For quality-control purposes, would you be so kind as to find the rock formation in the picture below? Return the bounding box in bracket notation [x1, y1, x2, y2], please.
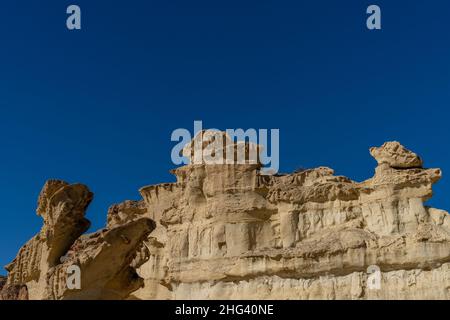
[1, 139, 449, 300]
[1, 180, 155, 300]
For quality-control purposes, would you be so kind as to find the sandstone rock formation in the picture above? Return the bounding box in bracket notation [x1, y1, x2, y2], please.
[370, 141, 423, 169]
[1, 180, 155, 300]
[1, 139, 449, 300]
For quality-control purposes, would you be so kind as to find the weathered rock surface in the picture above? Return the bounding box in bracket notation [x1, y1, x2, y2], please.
[370, 141, 423, 168]
[133, 140, 449, 300]
[1, 180, 155, 300]
[0, 283, 28, 300]
[2, 140, 449, 300]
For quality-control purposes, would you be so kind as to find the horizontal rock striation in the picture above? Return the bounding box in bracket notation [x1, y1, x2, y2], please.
[133, 140, 449, 300]
[1, 139, 449, 300]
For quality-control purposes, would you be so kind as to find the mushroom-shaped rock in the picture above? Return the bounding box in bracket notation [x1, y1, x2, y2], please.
[182, 129, 263, 165]
[37, 180, 93, 266]
[370, 141, 423, 169]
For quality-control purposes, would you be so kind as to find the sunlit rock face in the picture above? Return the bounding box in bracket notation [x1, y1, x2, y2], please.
[134, 140, 449, 300]
[2, 140, 449, 300]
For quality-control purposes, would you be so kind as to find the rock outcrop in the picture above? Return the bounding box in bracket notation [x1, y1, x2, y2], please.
[1, 180, 155, 300]
[0, 284, 28, 300]
[370, 141, 423, 169]
[2, 139, 449, 300]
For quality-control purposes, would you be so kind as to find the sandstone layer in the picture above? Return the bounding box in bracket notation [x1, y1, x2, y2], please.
[1, 140, 449, 300]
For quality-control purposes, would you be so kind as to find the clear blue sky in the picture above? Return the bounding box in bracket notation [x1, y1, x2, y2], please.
[1, 0, 449, 274]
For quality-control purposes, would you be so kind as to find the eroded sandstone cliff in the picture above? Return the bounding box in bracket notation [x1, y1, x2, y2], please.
[1, 140, 449, 300]
[1, 180, 155, 300]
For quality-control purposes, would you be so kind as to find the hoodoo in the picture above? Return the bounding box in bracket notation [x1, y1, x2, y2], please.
[1, 139, 449, 300]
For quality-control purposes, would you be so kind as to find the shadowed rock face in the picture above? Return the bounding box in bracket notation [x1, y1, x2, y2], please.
[1, 268, 27, 300]
[0, 284, 28, 301]
[47, 218, 155, 300]
[2, 140, 450, 300]
[1, 181, 155, 300]
[0, 276, 6, 291]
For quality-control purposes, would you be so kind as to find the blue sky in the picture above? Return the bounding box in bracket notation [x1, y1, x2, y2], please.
[1, 0, 449, 274]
